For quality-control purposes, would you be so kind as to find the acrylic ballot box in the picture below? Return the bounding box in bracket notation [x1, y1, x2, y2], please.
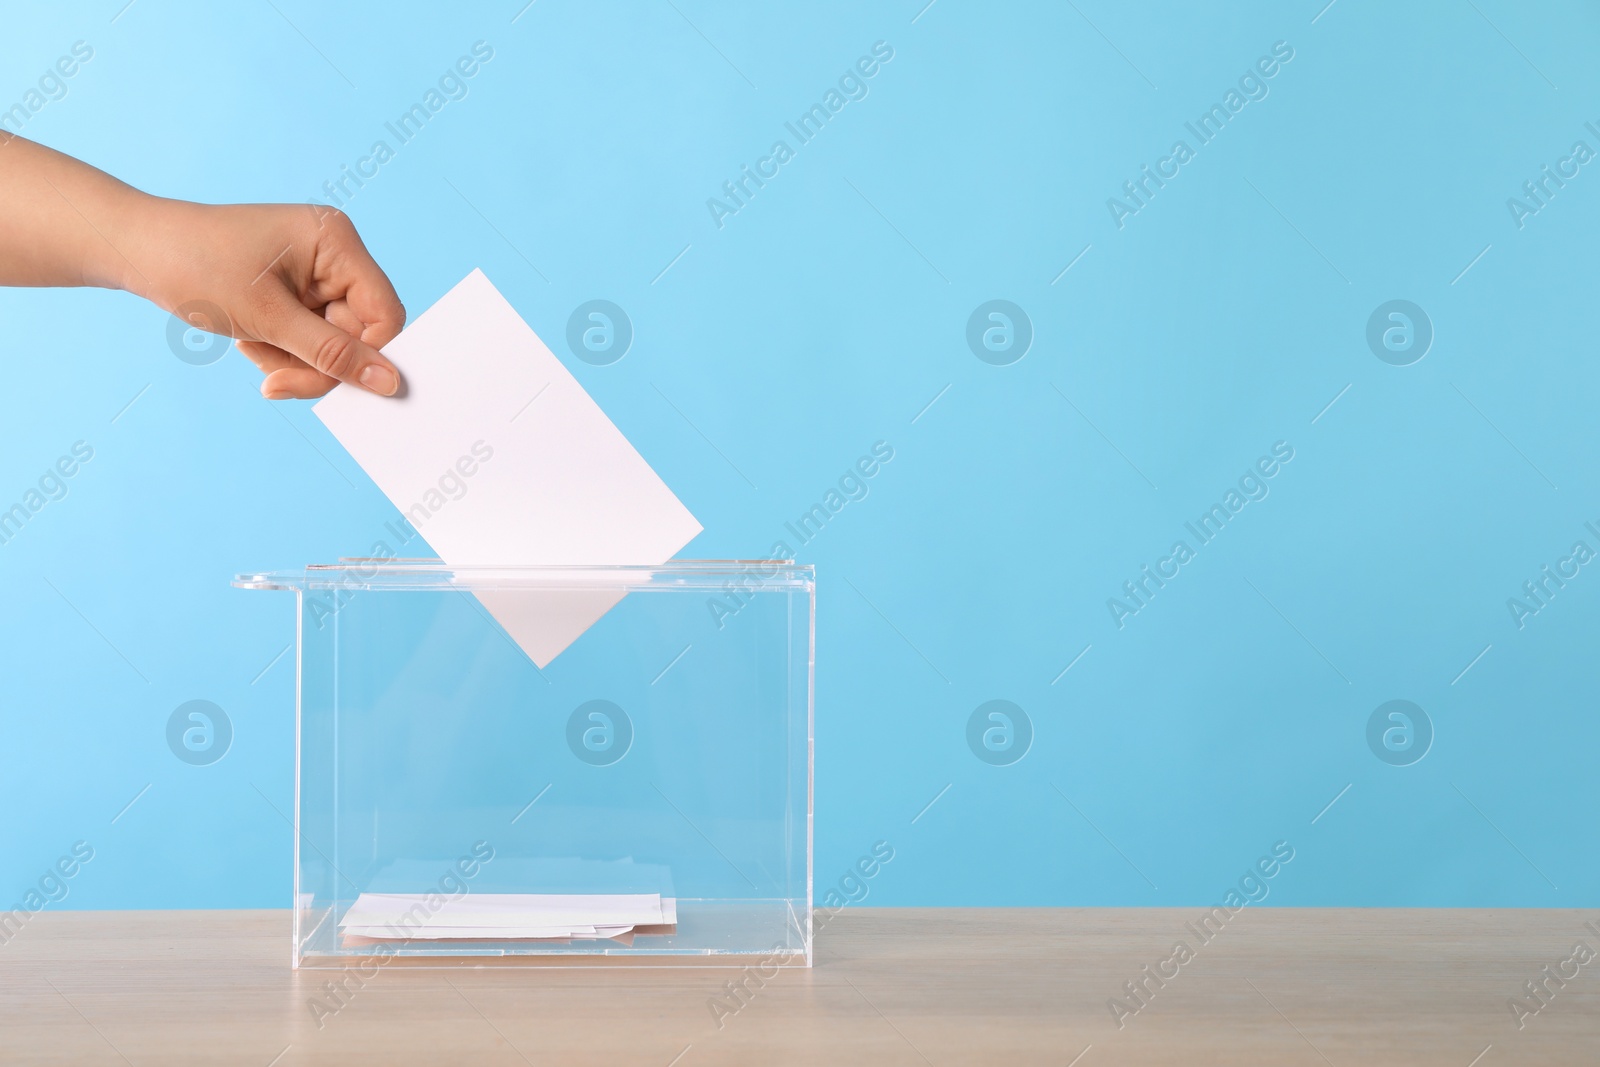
[234, 560, 813, 968]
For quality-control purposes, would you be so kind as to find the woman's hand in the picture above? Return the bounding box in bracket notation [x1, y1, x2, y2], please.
[0, 134, 404, 400]
[126, 200, 406, 400]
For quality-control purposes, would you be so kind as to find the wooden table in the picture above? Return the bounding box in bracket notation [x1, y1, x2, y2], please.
[1, 909, 1594, 1064]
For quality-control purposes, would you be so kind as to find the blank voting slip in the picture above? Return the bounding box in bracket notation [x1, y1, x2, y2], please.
[338, 892, 678, 943]
[314, 269, 702, 667]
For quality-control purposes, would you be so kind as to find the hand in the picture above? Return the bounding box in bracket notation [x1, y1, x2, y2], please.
[126, 201, 406, 400]
[0, 135, 404, 401]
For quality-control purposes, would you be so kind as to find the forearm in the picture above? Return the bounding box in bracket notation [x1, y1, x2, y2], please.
[0, 133, 156, 292]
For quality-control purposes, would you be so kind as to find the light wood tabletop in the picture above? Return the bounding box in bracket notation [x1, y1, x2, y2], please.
[0, 908, 1595, 1065]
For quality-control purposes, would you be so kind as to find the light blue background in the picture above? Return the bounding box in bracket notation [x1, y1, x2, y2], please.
[2, 0, 1596, 910]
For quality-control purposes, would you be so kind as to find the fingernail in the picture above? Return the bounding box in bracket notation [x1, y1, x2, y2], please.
[359, 364, 400, 396]
[262, 389, 292, 401]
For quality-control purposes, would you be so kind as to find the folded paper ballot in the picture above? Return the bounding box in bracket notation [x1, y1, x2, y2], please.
[313, 269, 702, 667]
[338, 891, 677, 943]
[341, 925, 638, 940]
[342, 892, 677, 927]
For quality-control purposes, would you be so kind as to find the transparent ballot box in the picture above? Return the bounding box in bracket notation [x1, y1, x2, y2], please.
[234, 560, 814, 968]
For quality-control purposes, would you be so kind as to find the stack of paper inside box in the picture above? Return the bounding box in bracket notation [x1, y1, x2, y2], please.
[339, 892, 677, 945]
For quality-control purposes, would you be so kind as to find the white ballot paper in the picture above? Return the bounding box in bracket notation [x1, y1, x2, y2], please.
[338, 892, 678, 942]
[314, 269, 702, 667]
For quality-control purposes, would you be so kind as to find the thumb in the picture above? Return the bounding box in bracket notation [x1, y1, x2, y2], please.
[257, 296, 402, 397]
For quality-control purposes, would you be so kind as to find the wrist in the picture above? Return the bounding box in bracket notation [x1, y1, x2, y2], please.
[98, 190, 184, 302]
